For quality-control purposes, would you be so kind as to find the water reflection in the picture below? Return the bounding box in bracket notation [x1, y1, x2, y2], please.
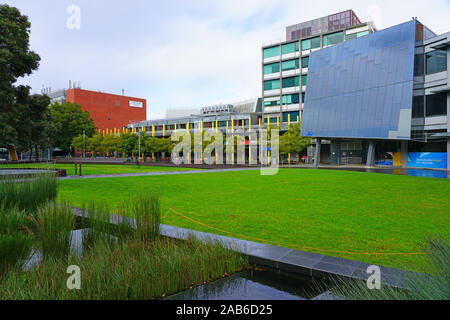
[166, 270, 327, 300]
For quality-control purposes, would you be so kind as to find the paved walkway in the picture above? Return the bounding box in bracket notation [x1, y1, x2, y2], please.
[58, 167, 260, 180]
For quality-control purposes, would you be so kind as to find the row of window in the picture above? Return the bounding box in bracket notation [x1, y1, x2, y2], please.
[263, 111, 301, 123]
[264, 30, 358, 59]
[322, 31, 344, 47]
[263, 93, 306, 107]
[286, 10, 359, 41]
[264, 76, 308, 91]
[414, 49, 447, 76]
[263, 57, 310, 75]
[412, 93, 447, 118]
[345, 30, 369, 41]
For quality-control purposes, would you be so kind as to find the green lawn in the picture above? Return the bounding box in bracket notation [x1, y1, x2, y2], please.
[57, 169, 450, 272]
[0, 163, 198, 176]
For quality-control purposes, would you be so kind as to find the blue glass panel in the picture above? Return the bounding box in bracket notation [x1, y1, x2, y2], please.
[301, 21, 416, 139]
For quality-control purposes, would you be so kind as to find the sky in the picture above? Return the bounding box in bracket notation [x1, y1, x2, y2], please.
[4, 0, 450, 119]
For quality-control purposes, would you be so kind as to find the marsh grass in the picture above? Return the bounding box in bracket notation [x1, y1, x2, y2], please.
[0, 236, 249, 299]
[321, 239, 450, 300]
[116, 194, 161, 242]
[0, 233, 33, 276]
[0, 183, 249, 299]
[0, 174, 57, 212]
[0, 206, 33, 276]
[81, 202, 120, 249]
[31, 202, 75, 258]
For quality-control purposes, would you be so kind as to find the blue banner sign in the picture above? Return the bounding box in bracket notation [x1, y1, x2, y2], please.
[408, 152, 447, 169]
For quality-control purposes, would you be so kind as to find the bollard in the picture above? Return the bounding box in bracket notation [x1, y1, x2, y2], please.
[79, 163, 82, 176]
[74, 163, 77, 176]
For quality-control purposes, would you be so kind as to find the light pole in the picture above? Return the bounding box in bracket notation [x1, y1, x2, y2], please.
[138, 130, 141, 161]
[83, 130, 86, 158]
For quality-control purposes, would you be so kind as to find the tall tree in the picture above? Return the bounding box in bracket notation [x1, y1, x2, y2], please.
[48, 102, 96, 153]
[0, 5, 40, 146]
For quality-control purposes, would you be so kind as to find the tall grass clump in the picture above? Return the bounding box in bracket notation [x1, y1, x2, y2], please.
[81, 202, 120, 249]
[0, 236, 248, 299]
[0, 206, 33, 276]
[116, 193, 161, 242]
[0, 174, 57, 212]
[31, 202, 75, 258]
[323, 239, 450, 300]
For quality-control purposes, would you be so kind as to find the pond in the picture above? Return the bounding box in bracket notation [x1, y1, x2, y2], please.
[165, 269, 337, 300]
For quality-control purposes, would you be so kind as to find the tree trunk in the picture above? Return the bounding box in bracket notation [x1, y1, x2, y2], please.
[29, 143, 33, 160]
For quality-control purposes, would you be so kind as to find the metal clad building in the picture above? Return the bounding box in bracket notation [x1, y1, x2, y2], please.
[301, 20, 416, 140]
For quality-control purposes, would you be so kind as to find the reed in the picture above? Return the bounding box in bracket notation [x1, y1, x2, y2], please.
[320, 239, 450, 300]
[0, 174, 57, 213]
[0, 236, 248, 299]
[32, 202, 75, 258]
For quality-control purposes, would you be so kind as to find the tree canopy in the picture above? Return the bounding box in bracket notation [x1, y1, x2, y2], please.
[49, 102, 96, 153]
[0, 4, 41, 146]
[279, 123, 311, 160]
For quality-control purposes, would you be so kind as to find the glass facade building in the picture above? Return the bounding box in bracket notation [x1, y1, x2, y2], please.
[299, 18, 449, 169]
[301, 20, 417, 140]
[262, 10, 376, 127]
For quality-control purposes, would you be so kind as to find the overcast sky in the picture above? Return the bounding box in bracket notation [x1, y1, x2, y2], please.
[4, 0, 450, 119]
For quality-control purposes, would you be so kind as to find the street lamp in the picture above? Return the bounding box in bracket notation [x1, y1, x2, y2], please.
[83, 130, 86, 158]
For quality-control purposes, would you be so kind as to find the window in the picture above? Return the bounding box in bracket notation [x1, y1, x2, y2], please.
[302, 57, 309, 68]
[311, 36, 320, 49]
[281, 59, 299, 71]
[302, 75, 307, 86]
[263, 46, 279, 59]
[346, 31, 369, 41]
[282, 76, 299, 88]
[282, 111, 300, 122]
[302, 92, 305, 102]
[412, 96, 424, 118]
[426, 49, 447, 75]
[301, 39, 311, 51]
[282, 94, 300, 105]
[264, 79, 280, 91]
[264, 62, 280, 74]
[426, 93, 447, 117]
[323, 31, 344, 47]
[264, 100, 280, 107]
[414, 54, 424, 77]
[264, 116, 279, 124]
[282, 42, 298, 55]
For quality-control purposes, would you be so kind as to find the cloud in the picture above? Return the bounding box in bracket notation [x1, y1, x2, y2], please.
[5, 0, 450, 120]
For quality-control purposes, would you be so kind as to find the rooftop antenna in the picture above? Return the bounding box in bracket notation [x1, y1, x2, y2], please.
[122, 89, 125, 96]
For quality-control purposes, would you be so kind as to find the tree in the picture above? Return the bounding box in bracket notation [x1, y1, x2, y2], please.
[71, 135, 86, 153]
[26, 94, 51, 160]
[279, 123, 311, 163]
[102, 134, 118, 156]
[118, 132, 138, 157]
[0, 5, 41, 146]
[49, 102, 96, 153]
[89, 134, 104, 157]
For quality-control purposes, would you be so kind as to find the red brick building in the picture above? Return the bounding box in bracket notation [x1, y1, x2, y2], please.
[65, 88, 147, 132]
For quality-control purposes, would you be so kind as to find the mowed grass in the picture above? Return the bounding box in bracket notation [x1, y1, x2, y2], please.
[57, 169, 450, 272]
[0, 163, 198, 176]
